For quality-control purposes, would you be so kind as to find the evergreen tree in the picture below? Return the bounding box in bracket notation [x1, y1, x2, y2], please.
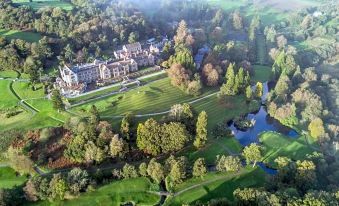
[245, 85, 252, 101]
[194, 111, 208, 149]
[89, 105, 100, 125]
[51, 90, 64, 112]
[220, 63, 236, 95]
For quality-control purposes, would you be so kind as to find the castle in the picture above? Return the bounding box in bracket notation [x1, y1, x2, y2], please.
[57, 42, 157, 96]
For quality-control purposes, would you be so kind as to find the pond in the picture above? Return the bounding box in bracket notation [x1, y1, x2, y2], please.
[228, 82, 300, 175]
[229, 82, 299, 146]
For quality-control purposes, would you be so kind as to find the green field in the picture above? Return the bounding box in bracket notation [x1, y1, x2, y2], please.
[0, 166, 27, 189]
[12, 0, 74, 11]
[252, 65, 272, 83]
[259, 131, 315, 167]
[0, 81, 19, 109]
[164, 167, 266, 206]
[71, 78, 218, 116]
[0, 29, 42, 43]
[29, 177, 160, 206]
[0, 80, 68, 132]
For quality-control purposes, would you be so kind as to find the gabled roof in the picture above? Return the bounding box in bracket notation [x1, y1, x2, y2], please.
[123, 42, 142, 51]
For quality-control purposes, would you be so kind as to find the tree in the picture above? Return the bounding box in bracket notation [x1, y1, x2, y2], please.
[49, 174, 68, 200]
[84, 142, 105, 163]
[167, 63, 190, 87]
[89, 105, 100, 125]
[122, 163, 139, 179]
[109, 134, 127, 158]
[139, 162, 148, 177]
[308, 118, 325, 139]
[147, 159, 164, 183]
[245, 85, 252, 101]
[7, 146, 34, 175]
[275, 75, 291, 96]
[174, 20, 194, 47]
[136, 119, 162, 156]
[51, 90, 64, 112]
[168, 158, 187, 185]
[202, 63, 220, 86]
[128, 32, 139, 44]
[255, 82, 263, 98]
[296, 160, 316, 191]
[64, 44, 75, 63]
[161, 122, 189, 153]
[220, 63, 236, 95]
[120, 113, 133, 141]
[192, 158, 207, 178]
[216, 155, 242, 172]
[277, 35, 287, 49]
[232, 11, 243, 30]
[186, 75, 202, 96]
[67, 168, 90, 195]
[194, 111, 208, 149]
[242, 143, 262, 167]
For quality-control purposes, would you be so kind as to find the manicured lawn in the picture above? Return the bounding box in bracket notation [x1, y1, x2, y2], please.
[259, 131, 315, 167]
[0, 70, 19, 78]
[0, 81, 18, 109]
[164, 167, 266, 206]
[191, 95, 260, 132]
[71, 78, 218, 116]
[0, 166, 27, 189]
[0, 29, 42, 43]
[12, 82, 46, 100]
[252, 65, 272, 83]
[29, 177, 160, 206]
[185, 137, 242, 164]
[12, 0, 74, 11]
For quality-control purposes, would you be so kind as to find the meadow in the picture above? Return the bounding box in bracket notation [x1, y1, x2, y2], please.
[12, 0, 74, 11]
[259, 131, 315, 167]
[0, 29, 42, 43]
[0, 166, 27, 189]
[29, 177, 160, 206]
[164, 167, 266, 206]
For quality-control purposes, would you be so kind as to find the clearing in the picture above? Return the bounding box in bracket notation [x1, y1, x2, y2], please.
[259, 131, 315, 167]
[29, 177, 160, 206]
[164, 166, 265, 206]
[12, 0, 74, 11]
[0, 29, 42, 43]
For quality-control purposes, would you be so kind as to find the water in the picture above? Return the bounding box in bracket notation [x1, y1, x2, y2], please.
[229, 82, 299, 146]
[228, 82, 299, 175]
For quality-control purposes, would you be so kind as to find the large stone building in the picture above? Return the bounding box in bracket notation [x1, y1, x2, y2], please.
[57, 42, 156, 96]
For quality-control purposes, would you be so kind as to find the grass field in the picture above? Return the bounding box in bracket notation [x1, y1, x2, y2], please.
[164, 167, 266, 205]
[0, 70, 19, 78]
[71, 78, 218, 116]
[259, 131, 315, 167]
[0, 29, 42, 43]
[12, 0, 74, 11]
[29, 177, 160, 206]
[183, 137, 242, 164]
[252, 65, 272, 83]
[0, 81, 19, 109]
[0, 167, 27, 189]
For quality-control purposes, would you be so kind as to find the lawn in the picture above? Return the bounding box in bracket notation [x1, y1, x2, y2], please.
[28, 177, 160, 206]
[0, 29, 42, 43]
[71, 78, 218, 117]
[0, 70, 19, 78]
[0, 166, 27, 189]
[164, 167, 266, 206]
[259, 131, 315, 167]
[12, 0, 74, 11]
[0, 81, 19, 109]
[191, 95, 260, 132]
[252, 65, 272, 83]
[184, 137, 242, 165]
